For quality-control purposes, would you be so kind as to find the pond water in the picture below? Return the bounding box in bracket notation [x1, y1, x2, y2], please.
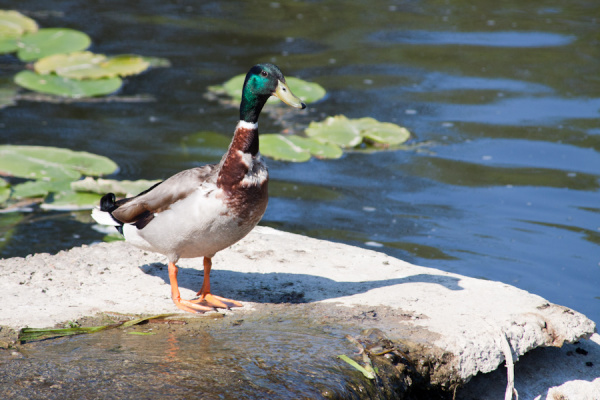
[1, 309, 379, 399]
[0, 0, 599, 393]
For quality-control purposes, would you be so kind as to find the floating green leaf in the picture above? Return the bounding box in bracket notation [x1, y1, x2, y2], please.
[0, 10, 37, 39]
[34, 51, 103, 77]
[260, 134, 311, 162]
[305, 115, 363, 147]
[0, 10, 38, 54]
[287, 135, 343, 159]
[219, 74, 244, 100]
[354, 117, 410, 145]
[262, 115, 410, 163]
[102, 54, 150, 77]
[351, 117, 380, 132]
[265, 115, 413, 163]
[11, 180, 54, 199]
[71, 177, 160, 196]
[17, 27, 91, 62]
[213, 74, 326, 104]
[14, 70, 122, 98]
[0, 146, 120, 211]
[260, 133, 343, 161]
[34, 51, 150, 80]
[0, 13, 166, 101]
[306, 115, 411, 148]
[41, 189, 102, 210]
[0, 145, 118, 181]
[0, 37, 17, 53]
[0, 149, 80, 181]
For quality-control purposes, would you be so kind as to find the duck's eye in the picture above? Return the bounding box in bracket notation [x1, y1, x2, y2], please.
[261, 70, 268, 77]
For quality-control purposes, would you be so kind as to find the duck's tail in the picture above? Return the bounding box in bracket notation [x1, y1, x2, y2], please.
[91, 193, 123, 228]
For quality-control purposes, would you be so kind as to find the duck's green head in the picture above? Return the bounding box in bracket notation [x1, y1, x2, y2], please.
[240, 63, 306, 123]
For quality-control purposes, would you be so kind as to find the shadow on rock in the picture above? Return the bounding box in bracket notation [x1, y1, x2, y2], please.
[139, 263, 463, 304]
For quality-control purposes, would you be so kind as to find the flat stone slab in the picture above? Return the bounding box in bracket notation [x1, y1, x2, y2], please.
[0, 226, 596, 393]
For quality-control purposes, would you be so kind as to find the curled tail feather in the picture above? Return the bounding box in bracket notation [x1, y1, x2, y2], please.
[91, 193, 123, 231]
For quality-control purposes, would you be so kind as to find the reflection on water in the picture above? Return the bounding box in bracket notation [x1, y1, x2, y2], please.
[1, 0, 599, 331]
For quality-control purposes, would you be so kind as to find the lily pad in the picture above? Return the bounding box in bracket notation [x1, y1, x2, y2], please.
[305, 115, 363, 148]
[286, 136, 343, 159]
[0, 145, 119, 181]
[0, 10, 37, 39]
[17, 27, 91, 62]
[0, 37, 17, 53]
[351, 117, 380, 132]
[260, 133, 343, 162]
[41, 189, 102, 211]
[14, 70, 123, 98]
[305, 115, 411, 149]
[354, 117, 411, 145]
[71, 177, 161, 197]
[213, 74, 325, 104]
[34, 51, 150, 80]
[11, 180, 54, 199]
[260, 134, 311, 162]
[102, 54, 150, 77]
[0, 9, 38, 54]
[260, 134, 341, 162]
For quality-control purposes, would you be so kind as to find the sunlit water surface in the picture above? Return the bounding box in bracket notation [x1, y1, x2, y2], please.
[0, 1, 599, 395]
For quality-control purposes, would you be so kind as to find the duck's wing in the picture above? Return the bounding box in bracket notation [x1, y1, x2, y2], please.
[110, 164, 219, 225]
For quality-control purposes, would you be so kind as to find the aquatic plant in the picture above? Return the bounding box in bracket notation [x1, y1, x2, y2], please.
[306, 115, 411, 147]
[209, 73, 326, 105]
[260, 115, 411, 162]
[0, 10, 168, 101]
[208, 72, 411, 162]
[0, 145, 118, 211]
[0, 10, 38, 53]
[18, 314, 175, 343]
[34, 51, 150, 79]
[260, 134, 343, 162]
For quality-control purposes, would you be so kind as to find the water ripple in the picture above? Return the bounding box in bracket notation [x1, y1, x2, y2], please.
[437, 97, 600, 125]
[371, 30, 576, 48]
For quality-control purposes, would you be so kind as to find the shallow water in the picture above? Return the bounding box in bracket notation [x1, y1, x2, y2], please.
[0, 310, 366, 399]
[0, 0, 599, 380]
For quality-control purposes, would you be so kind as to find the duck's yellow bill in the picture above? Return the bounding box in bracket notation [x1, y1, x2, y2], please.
[274, 80, 306, 109]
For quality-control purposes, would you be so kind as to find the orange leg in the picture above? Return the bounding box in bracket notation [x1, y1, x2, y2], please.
[191, 257, 243, 309]
[168, 261, 214, 313]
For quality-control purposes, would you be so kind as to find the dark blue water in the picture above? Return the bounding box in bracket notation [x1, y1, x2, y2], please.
[1, 0, 599, 327]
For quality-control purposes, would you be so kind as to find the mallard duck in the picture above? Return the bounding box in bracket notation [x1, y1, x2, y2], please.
[91, 63, 306, 313]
